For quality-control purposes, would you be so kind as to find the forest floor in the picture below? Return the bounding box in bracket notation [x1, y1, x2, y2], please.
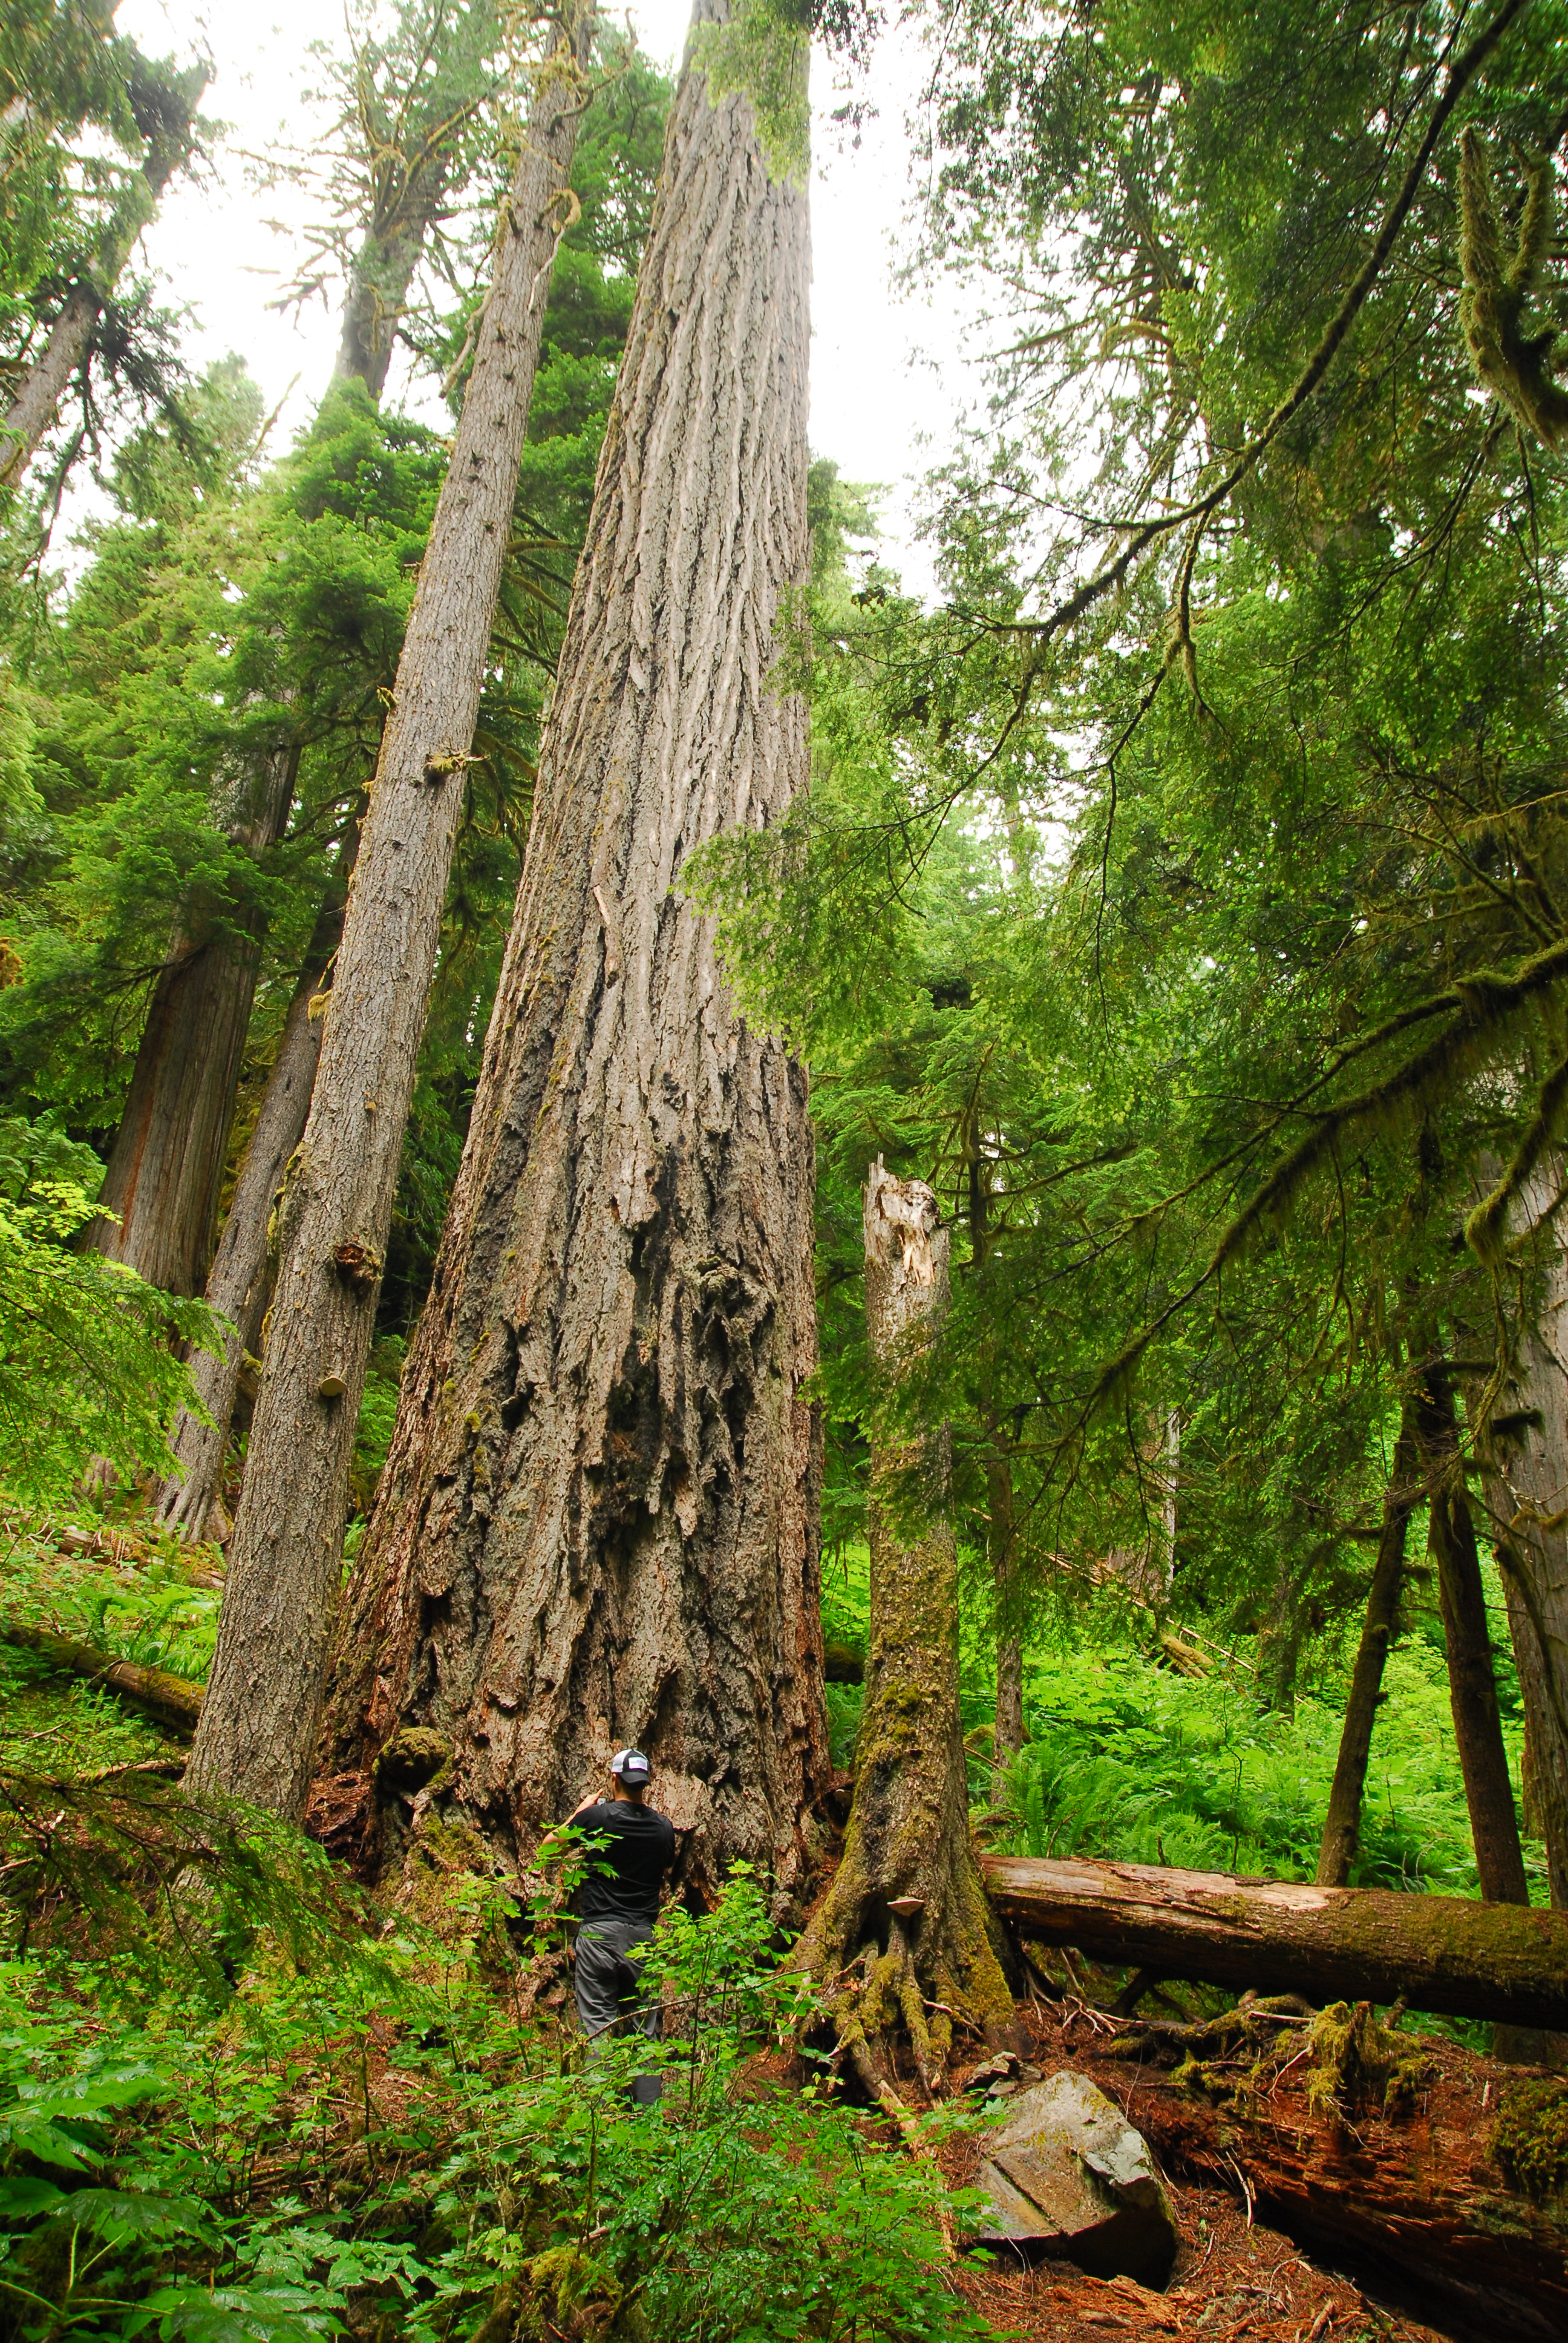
[950, 2189, 1437, 2343]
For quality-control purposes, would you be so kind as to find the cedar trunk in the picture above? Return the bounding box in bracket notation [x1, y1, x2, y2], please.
[982, 1850, 1568, 2028]
[1416, 1362, 1532, 1906]
[794, 1164, 1012, 2084]
[154, 889, 346, 1541]
[988, 1447, 1025, 1778]
[87, 747, 297, 1296]
[1316, 1400, 1421, 1887]
[185, 7, 598, 1818]
[315, 0, 826, 1906]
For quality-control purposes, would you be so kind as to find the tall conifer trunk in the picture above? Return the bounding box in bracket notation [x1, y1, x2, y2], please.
[154, 883, 348, 1541]
[0, 59, 206, 488]
[795, 1163, 1011, 2089]
[88, 744, 298, 1295]
[1316, 1399, 1420, 1886]
[1416, 1360, 1531, 1906]
[185, 3, 598, 1817]
[315, 0, 825, 1902]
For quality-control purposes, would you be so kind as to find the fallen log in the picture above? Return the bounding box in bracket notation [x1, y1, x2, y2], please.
[2, 1619, 203, 1737]
[1029, 2004, 1568, 2343]
[982, 1852, 1568, 2030]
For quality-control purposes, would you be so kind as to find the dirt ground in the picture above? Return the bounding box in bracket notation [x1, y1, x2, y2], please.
[950, 2171, 1441, 2342]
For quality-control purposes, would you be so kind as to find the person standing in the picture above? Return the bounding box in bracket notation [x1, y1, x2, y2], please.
[565, 1748, 676, 2103]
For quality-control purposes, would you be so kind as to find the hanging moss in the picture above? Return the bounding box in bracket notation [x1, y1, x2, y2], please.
[1492, 2079, 1568, 2204]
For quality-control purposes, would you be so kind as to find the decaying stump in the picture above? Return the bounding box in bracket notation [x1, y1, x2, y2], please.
[795, 1163, 1012, 2100]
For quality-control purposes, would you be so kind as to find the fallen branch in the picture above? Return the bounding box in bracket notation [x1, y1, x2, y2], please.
[2, 1619, 202, 1737]
[982, 1852, 1568, 2030]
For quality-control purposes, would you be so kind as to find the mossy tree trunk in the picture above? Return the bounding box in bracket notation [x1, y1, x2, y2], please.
[1316, 1398, 1421, 1886]
[1416, 1360, 1531, 1906]
[796, 1161, 1012, 2096]
[1474, 1167, 1568, 1910]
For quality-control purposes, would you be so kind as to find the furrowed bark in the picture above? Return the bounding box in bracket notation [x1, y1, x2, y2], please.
[154, 887, 348, 1542]
[1316, 1400, 1422, 1887]
[314, 0, 825, 1904]
[87, 745, 298, 1297]
[795, 1162, 1012, 2085]
[0, 61, 205, 489]
[1416, 1361, 1532, 1907]
[983, 1852, 1568, 2028]
[185, 5, 599, 1819]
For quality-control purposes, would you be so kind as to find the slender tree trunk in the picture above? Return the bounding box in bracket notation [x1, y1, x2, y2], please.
[335, 213, 444, 399]
[185, 5, 601, 1820]
[87, 746, 298, 1295]
[0, 64, 205, 488]
[154, 888, 348, 1542]
[1472, 1162, 1568, 1909]
[313, 0, 825, 1902]
[1316, 1400, 1421, 1887]
[1415, 1361, 1531, 1906]
[795, 1163, 1012, 2088]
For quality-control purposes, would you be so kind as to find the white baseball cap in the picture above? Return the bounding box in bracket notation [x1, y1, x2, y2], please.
[610, 1748, 652, 1784]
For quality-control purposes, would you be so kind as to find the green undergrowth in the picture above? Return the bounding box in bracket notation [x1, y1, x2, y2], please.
[0, 1765, 984, 2343]
[820, 1542, 1541, 1902]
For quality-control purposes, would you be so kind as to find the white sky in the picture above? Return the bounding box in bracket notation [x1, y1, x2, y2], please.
[106, 0, 985, 591]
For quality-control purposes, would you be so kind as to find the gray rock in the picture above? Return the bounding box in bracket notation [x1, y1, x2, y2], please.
[973, 2069, 1179, 2287]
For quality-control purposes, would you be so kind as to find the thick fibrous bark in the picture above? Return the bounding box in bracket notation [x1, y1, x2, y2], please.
[985, 1851, 1568, 2028]
[154, 893, 345, 1542]
[1316, 1401, 1421, 1887]
[189, 3, 623, 1822]
[1, 1619, 202, 1736]
[314, 0, 825, 1901]
[795, 1165, 1011, 2083]
[1416, 1362, 1532, 1906]
[88, 747, 298, 1297]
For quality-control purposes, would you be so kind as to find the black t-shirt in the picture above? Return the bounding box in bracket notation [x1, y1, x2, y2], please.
[572, 1800, 676, 1926]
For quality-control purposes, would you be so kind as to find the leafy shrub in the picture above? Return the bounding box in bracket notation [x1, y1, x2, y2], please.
[0, 1115, 223, 1503]
[0, 1850, 983, 2342]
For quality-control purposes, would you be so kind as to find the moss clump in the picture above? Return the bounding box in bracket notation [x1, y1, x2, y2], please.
[1492, 2079, 1568, 2204]
[1305, 1999, 1420, 2125]
[516, 2244, 648, 2341]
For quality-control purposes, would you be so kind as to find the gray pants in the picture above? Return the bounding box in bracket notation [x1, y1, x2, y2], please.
[574, 1921, 661, 2103]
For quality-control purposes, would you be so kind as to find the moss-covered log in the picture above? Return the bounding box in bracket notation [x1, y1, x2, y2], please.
[2, 1619, 202, 1736]
[984, 1852, 1568, 2029]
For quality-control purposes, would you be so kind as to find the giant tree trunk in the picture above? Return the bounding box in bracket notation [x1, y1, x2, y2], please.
[0, 62, 205, 490]
[154, 887, 347, 1542]
[312, 0, 825, 1903]
[87, 746, 298, 1296]
[1316, 1398, 1422, 1886]
[795, 1164, 1013, 2090]
[186, 3, 616, 1821]
[982, 1850, 1568, 2028]
[1416, 1360, 1532, 1907]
